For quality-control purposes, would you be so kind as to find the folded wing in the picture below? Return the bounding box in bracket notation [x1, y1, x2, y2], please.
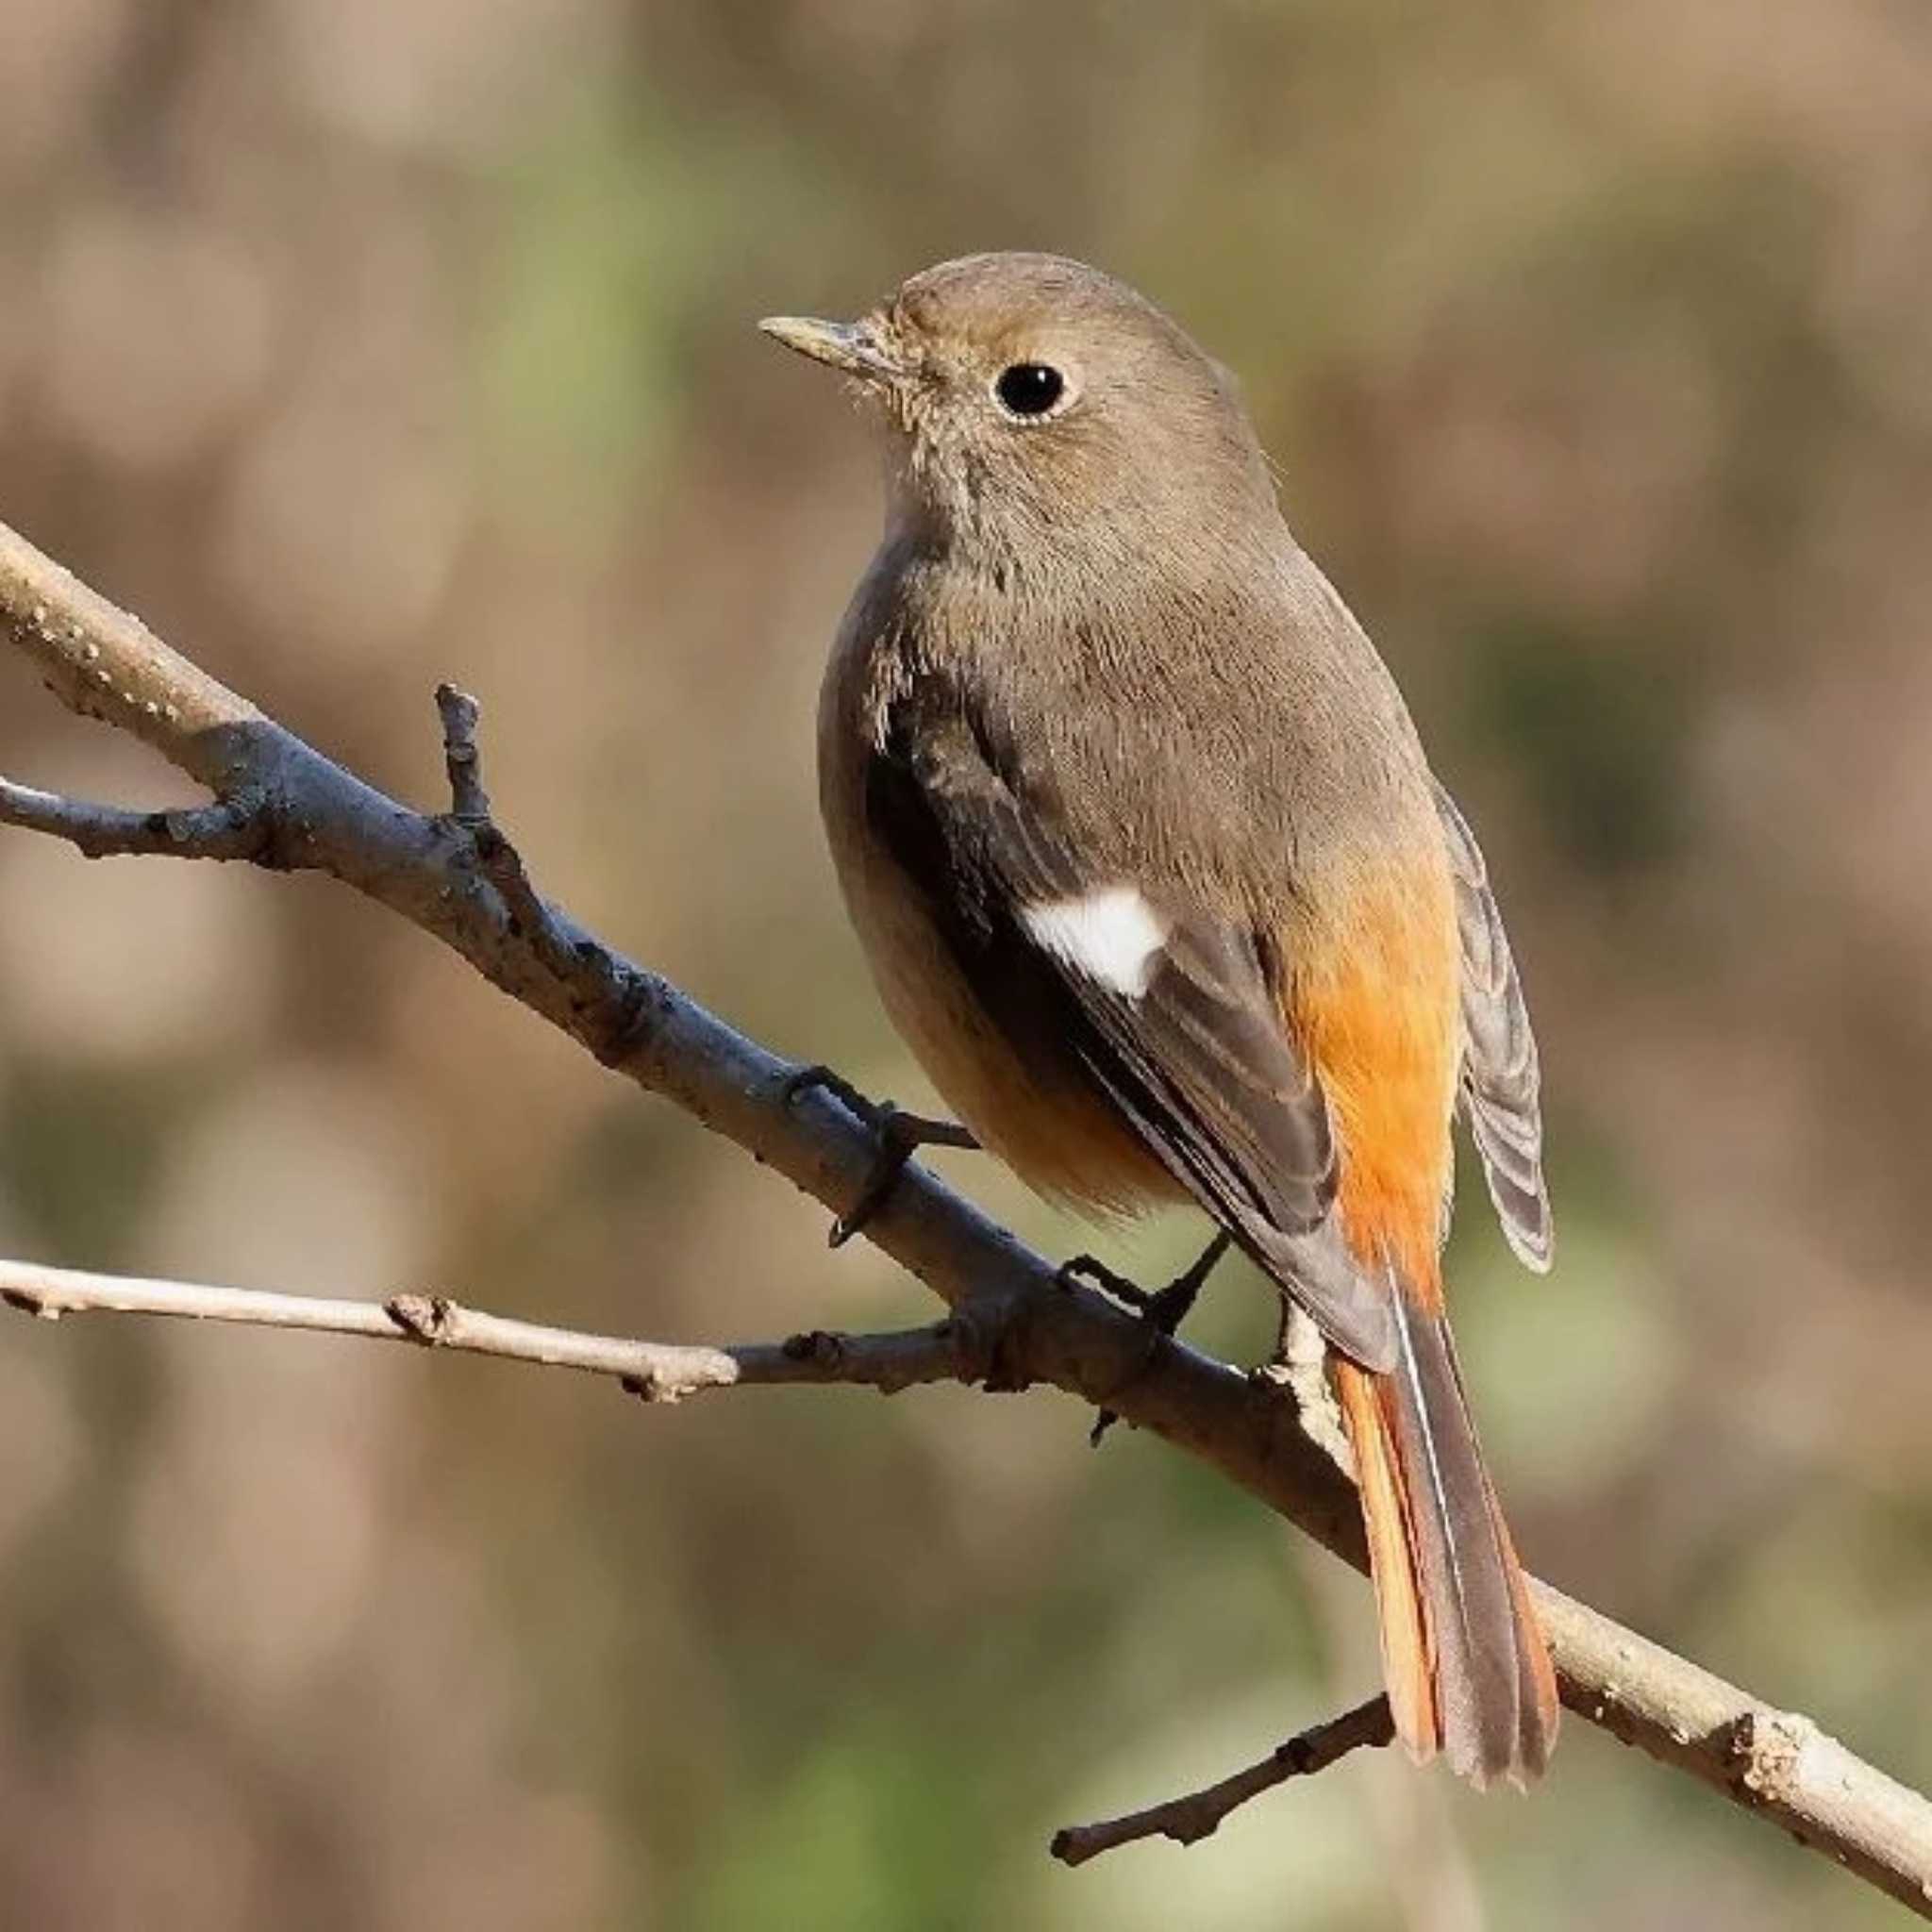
[869, 694, 1396, 1370]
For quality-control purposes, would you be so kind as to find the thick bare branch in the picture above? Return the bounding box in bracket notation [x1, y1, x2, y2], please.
[6, 515, 1932, 1914]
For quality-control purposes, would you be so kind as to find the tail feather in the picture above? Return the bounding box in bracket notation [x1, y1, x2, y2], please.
[1334, 1356, 1437, 1759]
[1333, 1287, 1557, 1786]
[1503, 1523, 1559, 1783]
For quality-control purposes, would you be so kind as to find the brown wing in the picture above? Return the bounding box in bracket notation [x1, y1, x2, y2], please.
[869, 691, 1397, 1371]
[1433, 780, 1553, 1273]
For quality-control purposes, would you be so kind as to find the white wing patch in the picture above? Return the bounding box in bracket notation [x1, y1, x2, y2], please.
[1022, 886, 1169, 998]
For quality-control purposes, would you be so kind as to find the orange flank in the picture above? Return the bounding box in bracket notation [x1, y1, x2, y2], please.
[1288, 856, 1461, 1302]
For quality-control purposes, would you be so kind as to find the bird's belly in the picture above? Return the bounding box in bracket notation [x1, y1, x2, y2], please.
[840, 850, 1179, 1215]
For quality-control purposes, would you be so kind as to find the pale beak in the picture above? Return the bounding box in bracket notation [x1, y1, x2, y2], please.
[758, 314, 906, 384]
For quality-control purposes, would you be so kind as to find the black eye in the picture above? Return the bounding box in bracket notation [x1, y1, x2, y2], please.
[995, 362, 1065, 417]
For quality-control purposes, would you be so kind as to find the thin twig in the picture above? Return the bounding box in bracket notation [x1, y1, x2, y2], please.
[0, 1257, 999, 1402]
[1051, 1694, 1396, 1865]
[6, 515, 1932, 1914]
[0, 777, 263, 861]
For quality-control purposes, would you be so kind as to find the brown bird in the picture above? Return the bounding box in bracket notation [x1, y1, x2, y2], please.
[763, 252, 1559, 1785]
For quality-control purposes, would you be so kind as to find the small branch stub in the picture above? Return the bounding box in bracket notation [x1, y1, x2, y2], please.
[435, 682, 491, 826]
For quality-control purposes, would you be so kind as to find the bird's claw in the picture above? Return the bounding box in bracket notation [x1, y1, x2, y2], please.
[1057, 1252, 1150, 1309]
[783, 1063, 977, 1245]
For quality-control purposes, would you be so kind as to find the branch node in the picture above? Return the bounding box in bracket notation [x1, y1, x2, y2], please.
[781, 1328, 844, 1367]
[386, 1292, 453, 1344]
[621, 1367, 681, 1404]
[1726, 1709, 1814, 1805]
[591, 968, 665, 1069]
[974, 1304, 1035, 1395]
[931, 1303, 1008, 1390]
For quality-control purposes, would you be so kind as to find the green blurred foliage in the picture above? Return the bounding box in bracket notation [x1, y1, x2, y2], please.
[2, 1, 1931, 1925]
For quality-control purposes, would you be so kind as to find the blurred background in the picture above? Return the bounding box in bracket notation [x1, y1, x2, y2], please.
[1, 2, 1929, 1925]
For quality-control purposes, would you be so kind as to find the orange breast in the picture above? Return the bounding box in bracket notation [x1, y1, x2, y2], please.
[1290, 856, 1461, 1305]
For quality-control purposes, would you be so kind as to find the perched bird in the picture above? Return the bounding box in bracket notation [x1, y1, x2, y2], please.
[762, 253, 1559, 1785]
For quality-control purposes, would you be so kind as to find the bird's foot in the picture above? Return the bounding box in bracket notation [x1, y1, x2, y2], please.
[783, 1064, 978, 1245]
[1060, 1230, 1234, 1445]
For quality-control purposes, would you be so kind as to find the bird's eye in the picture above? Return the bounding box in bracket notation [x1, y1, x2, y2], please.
[994, 362, 1066, 417]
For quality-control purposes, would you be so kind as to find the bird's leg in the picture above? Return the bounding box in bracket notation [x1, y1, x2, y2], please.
[783, 1064, 979, 1246]
[1142, 1227, 1235, 1336]
[1061, 1229, 1235, 1445]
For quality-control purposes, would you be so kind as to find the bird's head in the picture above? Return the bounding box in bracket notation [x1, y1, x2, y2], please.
[762, 252, 1275, 563]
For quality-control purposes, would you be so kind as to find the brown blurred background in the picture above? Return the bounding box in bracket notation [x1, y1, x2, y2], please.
[2, 3, 1930, 1926]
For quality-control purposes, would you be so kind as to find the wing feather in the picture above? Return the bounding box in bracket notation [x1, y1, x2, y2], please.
[1434, 781, 1554, 1273]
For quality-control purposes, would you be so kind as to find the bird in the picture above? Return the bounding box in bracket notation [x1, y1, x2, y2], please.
[761, 252, 1559, 1786]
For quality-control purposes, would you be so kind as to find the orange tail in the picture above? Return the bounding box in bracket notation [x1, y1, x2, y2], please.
[1333, 1286, 1558, 1786]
